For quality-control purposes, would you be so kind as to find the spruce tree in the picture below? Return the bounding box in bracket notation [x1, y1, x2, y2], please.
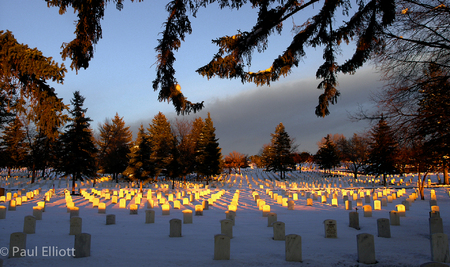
[315, 134, 341, 174]
[195, 113, 222, 183]
[264, 123, 295, 179]
[366, 116, 398, 186]
[147, 112, 175, 181]
[57, 91, 97, 194]
[97, 113, 133, 183]
[0, 116, 27, 176]
[124, 125, 155, 192]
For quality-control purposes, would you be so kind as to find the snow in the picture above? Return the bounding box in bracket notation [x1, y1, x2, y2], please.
[1, 169, 449, 267]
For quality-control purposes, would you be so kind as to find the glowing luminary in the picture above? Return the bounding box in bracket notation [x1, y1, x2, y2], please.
[173, 200, 181, 209]
[374, 200, 381, 210]
[431, 205, 440, 212]
[332, 198, 338, 207]
[37, 201, 45, 211]
[262, 205, 270, 217]
[277, 195, 283, 204]
[162, 204, 171, 215]
[396, 204, 406, 217]
[195, 205, 203, 216]
[92, 198, 100, 207]
[387, 196, 393, 203]
[119, 199, 127, 209]
[129, 204, 138, 215]
[135, 198, 141, 205]
[228, 204, 237, 212]
[98, 203, 106, 214]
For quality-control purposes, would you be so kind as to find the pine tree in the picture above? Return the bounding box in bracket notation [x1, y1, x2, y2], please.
[124, 125, 155, 192]
[97, 113, 133, 183]
[57, 91, 97, 194]
[263, 123, 296, 179]
[0, 116, 27, 176]
[147, 112, 175, 181]
[195, 113, 222, 183]
[315, 134, 341, 174]
[366, 116, 399, 186]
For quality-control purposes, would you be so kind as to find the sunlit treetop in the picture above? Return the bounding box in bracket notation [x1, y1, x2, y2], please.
[45, 0, 395, 117]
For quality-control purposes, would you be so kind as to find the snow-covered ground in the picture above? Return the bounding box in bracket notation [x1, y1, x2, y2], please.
[0, 169, 449, 267]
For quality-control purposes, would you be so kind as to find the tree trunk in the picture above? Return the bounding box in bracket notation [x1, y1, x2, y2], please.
[444, 162, 449, 185]
[71, 173, 77, 195]
[139, 180, 143, 193]
[383, 173, 387, 186]
[31, 163, 36, 184]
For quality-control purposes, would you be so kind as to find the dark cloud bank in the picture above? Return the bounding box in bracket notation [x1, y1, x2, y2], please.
[128, 67, 383, 156]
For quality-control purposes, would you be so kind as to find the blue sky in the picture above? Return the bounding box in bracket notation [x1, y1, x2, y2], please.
[1, 0, 383, 155]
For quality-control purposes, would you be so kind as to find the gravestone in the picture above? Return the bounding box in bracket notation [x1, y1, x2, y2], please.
[431, 233, 450, 263]
[33, 206, 42, 220]
[377, 218, 391, 238]
[287, 200, 295, 210]
[129, 204, 138, 215]
[70, 216, 82, 235]
[430, 217, 444, 236]
[402, 200, 410, 211]
[220, 219, 233, 239]
[349, 211, 360, 230]
[364, 195, 371, 204]
[0, 205, 5, 219]
[356, 199, 363, 207]
[8, 200, 16, 211]
[285, 234, 302, 262]
[195, 205, 203, 216]
[74, 233, 91, 258]
[381, 198, 387, 207]
[357, 233, 376, 264]
[374, 200, 381, 211]
[273, 221, 286, 240]
[324, 219, 337, 238]
[363, 205, 372, 217]
[268, 212, 277, 227]
[396, 204, 406, 217]
[70, 207, 79, 218]
[225, 211, 236, 226]
[106, 214, 115, 225]
[389, 211, 400, 226]
[214, 234, 230, 260]
[169, 218, 182, 237]
[145, 209, 155, 224]
[306, 198, 313, 206]
[345, 200, 352, 210]
[9, 232, 26, 258]
[182, 210, 193, 224]
[23, 215, 36, 234]
[202, 200, 209, 210]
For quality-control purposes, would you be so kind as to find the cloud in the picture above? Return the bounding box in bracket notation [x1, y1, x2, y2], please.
[128, 66, 383, 156]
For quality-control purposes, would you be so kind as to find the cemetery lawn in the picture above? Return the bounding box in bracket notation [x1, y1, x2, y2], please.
[1, 169, 449, 267]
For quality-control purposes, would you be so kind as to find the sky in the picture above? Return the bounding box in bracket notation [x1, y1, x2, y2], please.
[1, 0, 384, 155]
